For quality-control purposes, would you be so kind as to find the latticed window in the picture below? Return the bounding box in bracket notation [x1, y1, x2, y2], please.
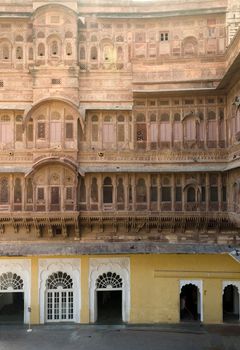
[103, 115, 115, 144]
[27, 179, 33, 203]
[210, 174, 218, 202]
[0, 272, 23, 290]
[0, 115, 13, 144]
[14, 178, 22, 203]
[117, 178, 124, 203]
[91, 115, 98, 142]
[46, 272, 73, 289]
[136, 178, 147, 203]
[51, 41, 59, 56]
[0, 177, 8, 203]
[38, 43, 45, 57]
[117, 115, 125, 142]
[136, 113, 147, 142]
[91, 177, 98, 202]
[51, 187, 60, 205]
[66, 43, 72, 56]
[91, 46, 98, 60]
[37, 187, 45, 201]
[96, 272, 123, 289]
[79, 178, 86, 202]
[0, 43, 10, 60]
[37, 122, 46, 139]
[65, 122, 73, 139]
[15, 115, 23, 142]
[16, 46, 23, 60]
[27, 118, 33, 142]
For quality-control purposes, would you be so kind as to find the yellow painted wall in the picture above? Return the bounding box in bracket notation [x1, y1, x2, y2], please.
[0, 254, 240, 325]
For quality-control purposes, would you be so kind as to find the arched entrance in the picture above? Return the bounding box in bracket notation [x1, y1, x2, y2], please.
[45, 271, 74, 322]
[0, 272, 24, 324]
[180, 280, 202, 322]
[95, 272, 123, 324]
[223, 283, 240, 323]
[89, 258, 130, 324]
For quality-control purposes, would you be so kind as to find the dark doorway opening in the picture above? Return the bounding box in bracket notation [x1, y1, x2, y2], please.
[223, 285, 239, 323]
[97, 290, 122, 324]
[0, 292, 24, 324]
[180, 284, 200, 322]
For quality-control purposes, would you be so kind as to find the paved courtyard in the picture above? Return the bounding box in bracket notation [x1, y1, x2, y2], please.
[0, 324, 239, 350]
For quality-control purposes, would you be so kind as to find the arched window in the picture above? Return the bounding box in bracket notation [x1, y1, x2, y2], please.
[96, 272, 123, 289]
[91, 46, 98, 60]
[117, 178, 124, 209]
[14, 178, 22, 203]
[47, 271, 73, 289]
[27, 179, 33, 203]
[91, 115, 98, 142]
[38, 43, 45, 57]
[80, 47, 85, 60]
[16, 46, 23, 60]
[0, 272, 24, 290]
[187, 187, 195, 202]
[2, 43, 10, 60]
[136, 178, 146, 203]
[103, 44, 113, 61]
[103, 177, 113, 203]
[0, 177, 8, 203]
[51, 40, 59, 56]
[66, 43, 72, 56]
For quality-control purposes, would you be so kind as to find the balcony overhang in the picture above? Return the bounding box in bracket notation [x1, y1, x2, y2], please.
[0, 241, 236, 257]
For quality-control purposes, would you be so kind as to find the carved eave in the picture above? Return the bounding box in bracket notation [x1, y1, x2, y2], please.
[22, 97, 85, 132]
[24, 156, 81, 177]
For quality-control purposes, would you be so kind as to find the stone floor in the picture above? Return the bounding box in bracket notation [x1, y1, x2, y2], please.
[0, 324, 239, 350]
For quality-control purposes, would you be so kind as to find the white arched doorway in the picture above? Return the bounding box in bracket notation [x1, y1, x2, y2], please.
[222, 281, 240, 322]
[89, 258, 130, 323]
[180, 280, 203, 322]
[0, 259, 31, 324]
[45, 271, 74, 322]
[39, 259, 81, 324]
